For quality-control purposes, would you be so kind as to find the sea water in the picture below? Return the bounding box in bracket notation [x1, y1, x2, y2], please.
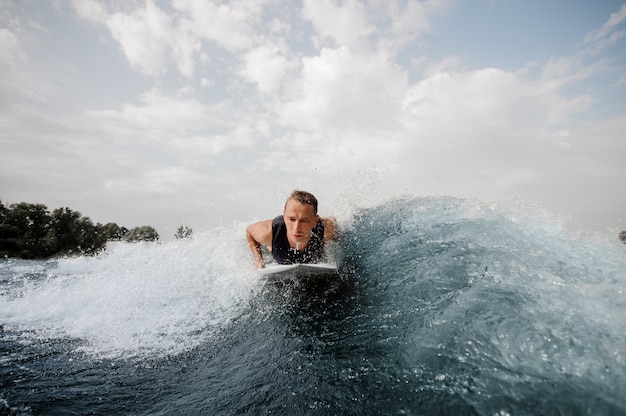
[1, 196, 625, 415]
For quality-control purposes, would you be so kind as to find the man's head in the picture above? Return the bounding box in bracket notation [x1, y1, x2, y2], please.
[284, 190, 318, 215]
[283, 190, 319, 245]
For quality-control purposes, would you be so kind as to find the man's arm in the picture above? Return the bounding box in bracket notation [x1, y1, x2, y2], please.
[322, 217, 338, 242]
[246, 220, 273, 269]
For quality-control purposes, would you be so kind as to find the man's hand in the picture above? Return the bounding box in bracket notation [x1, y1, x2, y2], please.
[246, 220, 272, 269]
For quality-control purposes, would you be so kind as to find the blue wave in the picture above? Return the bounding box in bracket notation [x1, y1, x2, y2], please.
[1, 196, 625, 415]
[331, 196, 626, 414]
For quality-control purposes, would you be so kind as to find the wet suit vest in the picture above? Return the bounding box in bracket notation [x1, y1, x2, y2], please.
[271, 216, 325, 264]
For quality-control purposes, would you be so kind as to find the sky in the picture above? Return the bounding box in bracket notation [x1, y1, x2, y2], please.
[1, 0, 625, 240]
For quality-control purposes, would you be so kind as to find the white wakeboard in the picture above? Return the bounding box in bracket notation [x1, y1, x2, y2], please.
[258, 263, 338, 280]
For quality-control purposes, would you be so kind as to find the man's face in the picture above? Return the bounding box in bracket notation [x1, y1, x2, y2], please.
[283, 199, 318, 244]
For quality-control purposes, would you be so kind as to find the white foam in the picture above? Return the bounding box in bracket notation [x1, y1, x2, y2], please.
[0, 223, 260, 360]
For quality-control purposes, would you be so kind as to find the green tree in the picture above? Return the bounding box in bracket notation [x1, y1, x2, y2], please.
[175, 225, 193, 239]
[48, 208, 107, 255]
[0, 200, 6, 222]
[0, 200, 161, 258]
[3, 202, 52, 258]
[48, 207, 82, 254]
[125, 226, 160, 242]
[75, 218, 107, 255]
[102, 222, 128, 241]
[620, 231, 626, 244]
[0, 200, 20, 257]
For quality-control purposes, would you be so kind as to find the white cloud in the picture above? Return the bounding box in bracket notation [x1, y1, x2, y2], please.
[385, 0, 447, 45]
[2, 1, 625, 234]
[403, 67, 587, 147]
[423, 54, 462, 76]
[72, 0, 285, 82]
[0, 20, 48, 107]
[583, 3, 626, 48]
[114, 87, 229, 133]
[105, 1, 181, 76]
[73, 0, 201, 77]
[106, 165, 209, 195]
[170, 125, 257, 157]
[66, 86, 267, 166]
[392, 65, 602, 204]
[172, 0, 267, 52]
[240, 43, 296, 95]
[0, 28, 25, 102]
[302, 0, 374, 49]
[72, 0, 108, 24]
[279, 46, 407, 132]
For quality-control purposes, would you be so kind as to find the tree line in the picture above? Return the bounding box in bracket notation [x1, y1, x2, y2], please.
[1, 199, 621, 259]
[0, 201, 162, 259]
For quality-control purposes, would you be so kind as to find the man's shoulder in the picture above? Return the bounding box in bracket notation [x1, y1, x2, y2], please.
[321, 217, 338, 240]
[247, 219, 273, 236]
[321, 216, 337, 227]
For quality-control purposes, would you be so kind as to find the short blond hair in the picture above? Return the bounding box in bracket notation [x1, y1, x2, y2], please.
[285, 190, 318, 215]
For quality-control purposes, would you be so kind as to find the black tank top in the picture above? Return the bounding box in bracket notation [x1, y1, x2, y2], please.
[271, 216, 325, 264]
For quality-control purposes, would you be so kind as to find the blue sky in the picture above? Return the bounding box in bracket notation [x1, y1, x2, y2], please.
[1, 0, 625, 238]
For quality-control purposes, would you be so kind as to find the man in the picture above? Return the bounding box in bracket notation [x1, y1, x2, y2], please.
[246, 190, 338, 269]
